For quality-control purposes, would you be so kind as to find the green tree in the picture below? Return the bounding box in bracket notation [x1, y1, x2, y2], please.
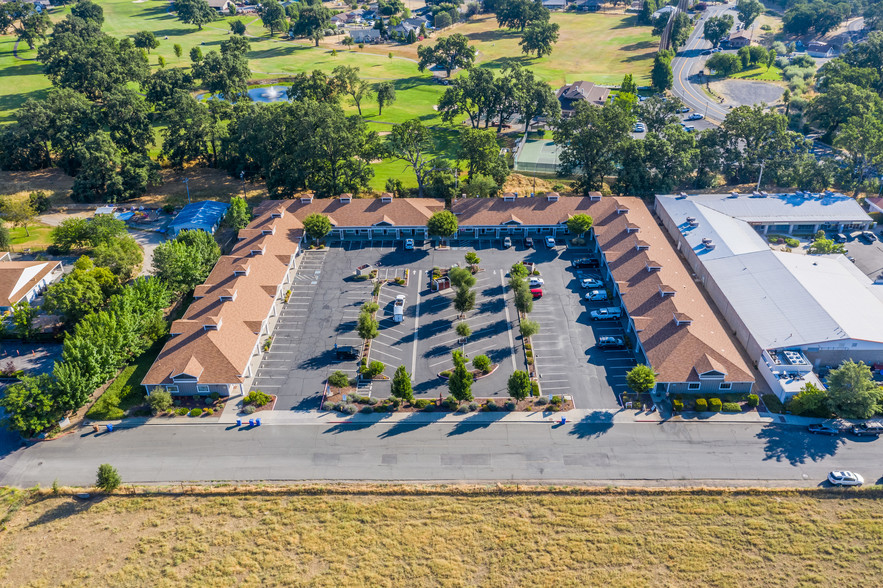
[807, 236, 846, 254]
[148, 388, 173, 414]
[459, 127, 507, 185]
[93, 235, 144, 281]
[651, 50, 674, 92]
[736, 0, 763, 28]
[472, 354, 491, 372]
[70, 0, 104, 25]
[292, 5, 332, 46]
[808, 83, 881, 139]
[507, 370, 531, 401]
[566, 213, 593, 236]
[52, 360, 93, 413]
[825, 360, 881, 419]
[620, 74, 637, 95]
[375, 82, 397, 116]
[391, 365, 414, 404]
[174, 0, 216, 30]
[287, 70, 341, 104]
[190, 46, 202, 63]
[519, 21, 559, 58]
[495, 0, 549, 32]
[453, 285, 476, 315]
[260, 0, 287, 36]
[789, 382, 830, 417]
[437, 66, 497, 129]
[12, 300, 37, 339]
[193, 41, 251, 102]
[519, 318, 539, 338]
[465, 251, 481, 270]
[514, 286, 533, 314]
[456, 321, 472, 339]
[449, 267, 476, 290]
[834, 113, 883, 195]
[707, 52, 742, 77]
[226, 196, 251, 230]
[0, 197, 36, 237]
[417, 33, 476, 77]
[0, 374, 60, 436]
[0, 226, 10, 250]
[703, 14, 734, 48]
[133, 30, 159, 54]
[668, 12, 692, 50]
[230, 19, 247, 35]
[96, 464, 122, 492]
[555, 101, 633, 193]
[510, 263, 529, 279]
[427, 210, 459, 240]
[448, 349, 473, 402]
[70, 132, 158, 203]
[357, 309, 379, 340]
[152, 230, 220, 294]
[302, 213, 332, 242]
[626, 364, 656, 394]
[174, 43, 182, 59]
[333, 65, 373, 117]
[0, 1, 51, 50]
[636, 94, 684, 132]
[43, 257, 120, 323]
[100, 88, 153, 156]
[160, 91, 216, 169]
[143, 68, 194, 109]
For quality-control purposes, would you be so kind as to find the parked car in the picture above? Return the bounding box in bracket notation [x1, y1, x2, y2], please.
[393, 294, 405, 323]
[711, 47, 722, 53]
[581, 277, 604, 289]
[686, 113, 704, 120]
[524, 237, 534, 248]
[858, 231, 877, 243]
[633, 123, 645, 133]
[335, 345, 359, 360]
[530, 288, 543, 299]
[833, 233, 847, 243]
[545, 236, 556, 248]
[808, 424, 841, 435]
[850, 423, 883, 437]
[682, 124, 696, 132]
[572, 258, 601, 269]
[529, 277, 545, 287]
[597, 336, 625, 349]
[700, 49, 712, 55]
[827, 471, 864, 486]
[584, 289, 608, 301]
[404, 238, 414, 250]
[676, 106, 690, 113]
[503, 236, 512, 248]
[590, 307, 622, 321]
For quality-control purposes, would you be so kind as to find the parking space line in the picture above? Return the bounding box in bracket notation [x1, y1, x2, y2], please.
[369, 347, 403, 361]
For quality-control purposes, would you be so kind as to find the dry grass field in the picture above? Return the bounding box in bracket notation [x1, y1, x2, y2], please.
[1, 486, 882, 586]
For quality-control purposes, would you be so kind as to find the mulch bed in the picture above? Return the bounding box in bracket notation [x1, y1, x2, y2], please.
[322, 392, 574, 413]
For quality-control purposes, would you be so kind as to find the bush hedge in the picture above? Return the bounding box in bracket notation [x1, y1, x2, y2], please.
[189, 408, 202, 417]
[244, 390, 272, 407]
[721, 402, 741, 412]
[747, 394, 759, 408]
[414, 399, 430, 409]
[672, 399, 683, 412]
[176, 407, 188, 416]
[708, 398, 722, 412]
[695, 398, 708, 411]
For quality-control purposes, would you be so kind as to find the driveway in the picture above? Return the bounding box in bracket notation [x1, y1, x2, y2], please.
[129, 229, 164, 276]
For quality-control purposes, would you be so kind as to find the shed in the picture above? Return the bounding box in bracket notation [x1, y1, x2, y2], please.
[169, 201, 230, 236]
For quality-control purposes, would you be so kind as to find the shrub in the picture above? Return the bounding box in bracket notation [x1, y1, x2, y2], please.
[762, 393, 784, 414]
[440, 370, 452, 378]
[360, 405, 374, 414]
[484, 401, 498, 411]
[328, 370, 350, 388]
[176, 407, 188, 416]
[364, 360, 385, 378]
[322, 401, 337, 411]
[423, 403, 435, 412]
[721, 402, 741, 412]
[708, 398, 722, 412]
[747, 394, 759, 408]
[388, 397, 401, 409]
[96, 464, 121, 492]
[204, 397, 214, 405]
[204, 408, 213, 416]
[672, 399, 683, 412]
[551, 395, 562, 405]
[244, 390, 272, 407]
[367, 396, 379, 405]
[343, 404, 357, 414]
[505, 401, 516, 411]
[535, 396, 548, 406]
[695, 398, 708, 411]
[472, 354, 491, 372]
[189, 408, 203, 417]
[468, 401, 479, 412]
[457, 404, 470, 413]
[242, 405, 256, 415]
[525, 350, 533, 359]
[414, 398, 430, 409]
[444, 396, 459, 410]
[784, 237, 799, 248]
[148, 389, 173, 414]
[531, 382, 540, 396]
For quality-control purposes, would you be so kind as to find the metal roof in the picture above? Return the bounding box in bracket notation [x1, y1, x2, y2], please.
[668, 192, 871, 224]
[170, 201, 230, 233]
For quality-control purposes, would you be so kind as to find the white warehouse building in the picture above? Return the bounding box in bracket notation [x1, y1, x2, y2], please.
[656, 192, 883, 401]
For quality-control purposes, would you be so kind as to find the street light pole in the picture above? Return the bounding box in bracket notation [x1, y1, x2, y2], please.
[182, 178, 191, 205]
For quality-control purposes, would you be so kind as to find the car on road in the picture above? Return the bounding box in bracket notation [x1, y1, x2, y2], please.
[827, 471, 864, 486]
[858, 231, 877, 243]
[597, 336, 625, 349]
[700, 49, 712, 55]
[524, 237, 534, 248]
[571, 258, 601, 269]
[676, 106, 690, 113]
[335, 345, 359, 360]
[584, 289, 608, 301]
[503, 236, 512, 248]
[850, 423, 883, 437]
[711, 47, 722, 53]
[545, 236, 556, 248]
[808, 424, 841, 435]
[530, 288, 543, 299]
[404, 238, 414, 250]
[686, 113, 704, 120]
[590, 307, 622, 321]
[529, 277, 545, 287]
[581, 277, 604, 289]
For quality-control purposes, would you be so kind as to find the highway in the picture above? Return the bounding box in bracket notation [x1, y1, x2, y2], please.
[671, 3, 737, 123]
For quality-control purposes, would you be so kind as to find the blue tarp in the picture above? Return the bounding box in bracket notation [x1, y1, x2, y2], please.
[168, 201, 230, 235]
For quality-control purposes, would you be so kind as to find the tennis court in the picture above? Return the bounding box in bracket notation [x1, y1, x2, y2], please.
[514, 134, 562, 174]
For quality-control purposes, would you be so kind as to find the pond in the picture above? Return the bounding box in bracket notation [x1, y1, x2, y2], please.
[198, 86, 289, 103]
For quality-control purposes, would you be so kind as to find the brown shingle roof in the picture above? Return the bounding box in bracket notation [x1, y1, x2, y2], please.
[283, 196, 446, 227]
[453, 194, 602, 226]
[0, 259, 61, 308]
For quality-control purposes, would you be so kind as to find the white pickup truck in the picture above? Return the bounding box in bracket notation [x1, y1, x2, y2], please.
[393, 295, 405, 322]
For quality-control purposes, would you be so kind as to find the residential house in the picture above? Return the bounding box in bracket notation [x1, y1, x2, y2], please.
[207, 0, 235, 13]
[651, 5, 676, 20]
[806, 41, 836, 58]
[556, 81, 610, 115]
[168, 200, 230, 237]
[542, 0, 568, 9]
[866, 196, 883, 215]
[0, 257, 64, 312]
[725, 30, 751, 48]
[348, 28, 383, 44]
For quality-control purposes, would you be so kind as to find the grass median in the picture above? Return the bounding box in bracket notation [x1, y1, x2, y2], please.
[1, 486, 881, 585]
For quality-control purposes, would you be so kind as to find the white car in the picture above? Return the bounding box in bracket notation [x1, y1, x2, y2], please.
[545, 236, 556, 248]
[827, 471, 864, 486]
[503, 236, 512, 248]
[404, 238, 414, 250]
[529, 277, 544, 287]
[581, 278, 603, 289]
[584, 290, 608, 301]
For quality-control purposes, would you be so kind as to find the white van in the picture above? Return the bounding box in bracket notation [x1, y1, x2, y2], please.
[393, 295, 405, 322]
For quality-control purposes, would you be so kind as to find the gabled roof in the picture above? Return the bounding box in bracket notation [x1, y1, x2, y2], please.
[556, 81, 609, 107]
[453, 194, 601, 226]
[284, 196, 446, 227]
[0, 260, 61, 308]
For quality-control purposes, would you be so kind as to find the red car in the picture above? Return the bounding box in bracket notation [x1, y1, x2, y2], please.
[530, 288, 543, 299]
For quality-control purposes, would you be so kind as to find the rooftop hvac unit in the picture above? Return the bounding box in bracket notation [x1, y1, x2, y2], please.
[679, 192, 688, 197]
[686, 217, 699, 227]
[751, 190, 761, 197]
[759, 191, 769, 197]
[730, 191, 739, 197]
[701, 237, 712, 245]
[704, 240, 715, 250]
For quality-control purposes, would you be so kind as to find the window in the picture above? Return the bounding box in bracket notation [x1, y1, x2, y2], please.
[197, 384, 210, 394]
[167, 386, 179, 394]
[719, 382, 732, 391]
[687, 383, 700, 391]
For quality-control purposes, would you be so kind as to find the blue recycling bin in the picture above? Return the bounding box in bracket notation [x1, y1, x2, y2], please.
[256, 418, 262, 426]
[248, 419, 255, 427]
[236, 419, 242, 427]
[106, 423, 114, 432]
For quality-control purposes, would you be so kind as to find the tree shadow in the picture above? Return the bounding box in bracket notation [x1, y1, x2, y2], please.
[484, 347, 513, 365]
[322, 422, 374, 434]
[377, 411, 447, 438]
[446, 411, 506, 436]
[288, 395, 322, 410]
[568, 411, 615, 439]
[25, 495, 108, 528]
[297, 349, 338, 370]
[480, 284, 505, 298]
[755, 425, 847, 465]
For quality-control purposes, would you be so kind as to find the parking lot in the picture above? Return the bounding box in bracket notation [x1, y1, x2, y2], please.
[844, 230, 883, 283]
[253, 239, 634, 410]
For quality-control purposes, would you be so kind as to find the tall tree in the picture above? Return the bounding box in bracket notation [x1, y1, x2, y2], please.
[438, 66, 497, 129]
[260, 0, 287, 36]
[101, 88, 153, 156]
[292, 5, 332, 46]
[0, 374, 61, 436]
[448, 350, 473, 402]
[226, 196, 251, 230]
[519, 21, 559, 58]
[152, 229, 221, 294]
[636, 94, 683, 132]
[510, 65, 559, 132]
[736, 0, 763, 28]
[70, 132, 157, 203]
[651, 50, 674, 92]
[703, 14, 733, 48]
[143, 67, 194, 109]
[288, 70, 341, 103]
[417, 34, 476, 77]
[43, 256, 120, 323]
[825, 360, 881, 419]
[507, 370, 531, 401]
[495, 0, 549, 32]
[458, 127, 507, 185]
[626, 364, 656, 394]
[93, 235, 143, 281]
[193, 39, 251, 102]
[161, 91, 215, 168]
[0, 0, 51, 50]
[375, 81, 397, 116]
[427, 210, 459, 240]
[133, 30, 159, 53]
[387, 119, 434, 197]
[302, 213, 332, 241]
[174, 0, 216, 30]
[0, 197, 36, 237]
[391, 365, 414, 404]
[333, 65, 373, 116]
[834, 114, 883, 195]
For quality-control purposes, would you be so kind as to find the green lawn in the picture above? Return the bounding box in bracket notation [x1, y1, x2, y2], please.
[86, 342, 163, 421]
[730, 65, 784, 82]
[4, 223, 54, 251]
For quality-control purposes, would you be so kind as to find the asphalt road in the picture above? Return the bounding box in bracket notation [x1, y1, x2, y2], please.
[2, 419, 882, 487]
